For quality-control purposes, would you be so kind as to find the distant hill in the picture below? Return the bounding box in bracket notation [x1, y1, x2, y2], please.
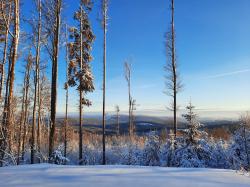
[55, 114, 239, 135]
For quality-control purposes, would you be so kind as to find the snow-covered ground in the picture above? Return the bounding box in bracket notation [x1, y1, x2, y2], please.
[0, 164, 250, 187]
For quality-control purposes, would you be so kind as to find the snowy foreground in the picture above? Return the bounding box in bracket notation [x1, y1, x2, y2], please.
[0, 164, 250, 187]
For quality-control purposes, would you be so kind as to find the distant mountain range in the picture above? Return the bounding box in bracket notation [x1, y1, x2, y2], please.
[55, 114, 239, 135]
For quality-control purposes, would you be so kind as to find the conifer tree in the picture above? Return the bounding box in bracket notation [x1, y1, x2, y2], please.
[68, 0, 95, 165]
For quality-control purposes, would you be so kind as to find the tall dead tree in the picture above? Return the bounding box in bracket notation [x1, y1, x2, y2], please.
[165, 0, 182, 138]
[115, 105, 120, 135]
[17, 52, 32, 165]
[20, 54, 33, 163]
[124, 61, 133, 137]
[102, 0, 108, 165]
[42, 0, 62, 161]
[63, 24, 69, 162]
[0, 0, 19, 166]
[68, 0, 95, 165]
[0, 1, 12, 101]
[31, 0, 42, 164]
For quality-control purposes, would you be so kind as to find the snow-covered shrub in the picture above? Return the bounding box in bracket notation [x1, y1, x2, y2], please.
[120, 143, 142, 165]
[209, 138, 230, 169]
[50, 144, 69, 165]
[141, 132, 160, 166]
[228, 115, 250, 170]
[160, 131, 176, 167]
[82, 145, 102, 165]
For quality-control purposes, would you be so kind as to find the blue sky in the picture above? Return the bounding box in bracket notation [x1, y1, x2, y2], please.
[18, 0, 250, 116]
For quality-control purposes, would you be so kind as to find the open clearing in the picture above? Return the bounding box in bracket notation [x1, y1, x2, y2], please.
[0, 164, 250, 187]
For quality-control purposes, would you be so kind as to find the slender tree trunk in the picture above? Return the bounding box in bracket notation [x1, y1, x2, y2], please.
[0, 2, 11, 101]
[117, 110, 119, 135]
[49, 0, 61, 161]
[64, 24, 69, 163]
[31, 0, 42, 164]
[37, 0, 42, 159]
[17, 68, 28, 165]
[171, 0, 177, 138]
[102, 0, 107, 165]
[78, 4, 84, 165]
[20, 57, 31, 162]
[0, 0, 20, 166]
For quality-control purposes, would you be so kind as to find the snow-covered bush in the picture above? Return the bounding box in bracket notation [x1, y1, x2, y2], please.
[50, 144, 69, 165]
[228, 115, 250, 170]
[209, 138, 230, 169]
[160, 131, 176, 167]
[141, 132, 160, 166]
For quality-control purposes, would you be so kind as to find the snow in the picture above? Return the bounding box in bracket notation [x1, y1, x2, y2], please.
[0, 164, 250, 187]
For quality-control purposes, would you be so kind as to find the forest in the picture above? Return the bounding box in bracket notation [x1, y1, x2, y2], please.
[0, 0, 249, 176]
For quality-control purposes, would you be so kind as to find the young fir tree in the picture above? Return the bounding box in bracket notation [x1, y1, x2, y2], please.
[68, 0, 95, 165]
[175, 101, 211, 168]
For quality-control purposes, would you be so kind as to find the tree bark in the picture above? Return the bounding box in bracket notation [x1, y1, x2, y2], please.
[102, 0, 107, 165]
[0, 0, 20, 166]
[171, 0, 177, 138]
[49, 0, 61, 161]
[64, 24, 69, 164]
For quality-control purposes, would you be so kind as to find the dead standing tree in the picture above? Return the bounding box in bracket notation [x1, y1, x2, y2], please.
[165, 0, 182, 138]
[63, 24, 69, 162]
[0, 1, 12, 101]
[30, 0, 42, 164]
[17, 52, 32, 165]
[124, 61, 133, 137]
[42, 0, 62, 161]
[101, 0, 108, 165]
[115, 105, 120, 135]
[0, 0, 20, 166]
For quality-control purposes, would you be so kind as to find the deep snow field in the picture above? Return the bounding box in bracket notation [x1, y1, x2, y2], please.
[0, 164, 250, 187]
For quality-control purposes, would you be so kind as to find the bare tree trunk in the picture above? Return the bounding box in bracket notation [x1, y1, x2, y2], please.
[171, 0, 177, 138]
[64, 24, 69, 163]
[49, 0, 61, 161]
[0, 0, 20, 166]
[20, 56, 32, 162]
[0, 2, 11, 101]
[78, 4, 84, 165]
[37, 0, 42, 159]
[17, 65, 28, 165]
[102, 0, 108, 165]
[125, 62, 132, 137]
[31, 0, 42, 164]
[115, 106, 120, 135]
